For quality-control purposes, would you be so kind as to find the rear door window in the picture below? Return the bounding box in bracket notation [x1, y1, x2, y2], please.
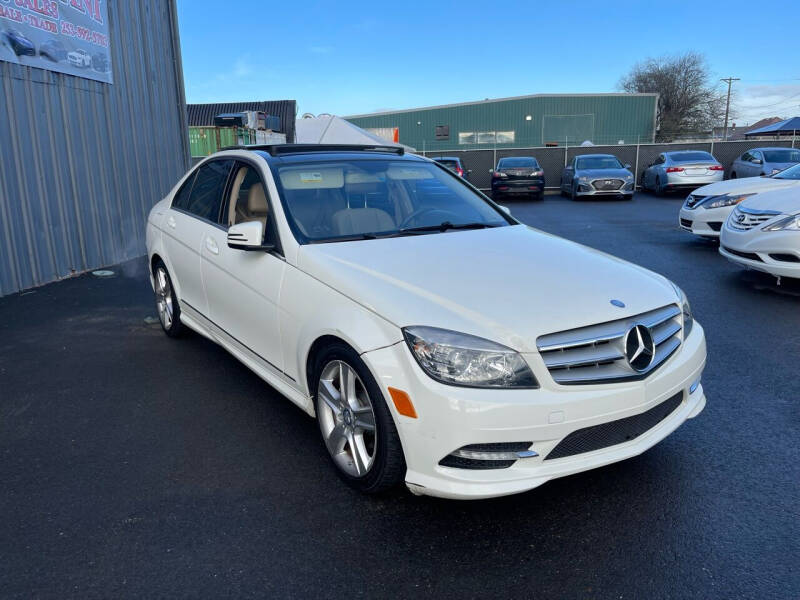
[171, 171, 197, 211]
[182, 160, 234, 222]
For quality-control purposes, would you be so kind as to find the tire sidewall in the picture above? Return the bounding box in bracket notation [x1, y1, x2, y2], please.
[153, 260, 183, 337]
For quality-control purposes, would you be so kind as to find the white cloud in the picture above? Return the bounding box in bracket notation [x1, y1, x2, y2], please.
[735, 83, 800, 124]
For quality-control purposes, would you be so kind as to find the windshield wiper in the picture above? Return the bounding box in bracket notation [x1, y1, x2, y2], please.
[398, 221, 501, 235]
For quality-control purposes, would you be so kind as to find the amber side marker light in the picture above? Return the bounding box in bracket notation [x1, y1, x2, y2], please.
[388, 387, 418, 418]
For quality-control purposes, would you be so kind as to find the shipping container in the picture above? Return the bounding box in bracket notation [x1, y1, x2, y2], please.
[189, 126, 257, 157]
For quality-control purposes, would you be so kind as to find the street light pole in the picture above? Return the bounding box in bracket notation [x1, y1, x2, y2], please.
[721, 77, 740, 141]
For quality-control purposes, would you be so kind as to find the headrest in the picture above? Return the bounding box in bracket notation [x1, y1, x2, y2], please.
[248, 185, 268, 215]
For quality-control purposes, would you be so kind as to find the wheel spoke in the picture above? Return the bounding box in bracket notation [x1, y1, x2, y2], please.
[318, 379, 342, 415]
[326, 422, 347, 456]
[353, 406, 375, 432]
[347, 431, 368, 476]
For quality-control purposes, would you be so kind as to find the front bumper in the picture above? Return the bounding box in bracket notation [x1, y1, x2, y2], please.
[492, 179, 544, 194]
[719, 226, 800, 279]
[576, 181, 634, 197]
[678, 204, 734, 238]
[363, 323, 707, 499]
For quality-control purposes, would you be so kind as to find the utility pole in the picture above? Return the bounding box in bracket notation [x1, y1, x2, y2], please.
[721, 77, 740, 141]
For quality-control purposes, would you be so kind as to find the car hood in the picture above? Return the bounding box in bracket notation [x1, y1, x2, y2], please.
[765, 162, 797, 172]
[693, 177, 799, 197]
[739, 187, 800, 215]
[575, 168, 632, 179]
[297, 225, 678, 353]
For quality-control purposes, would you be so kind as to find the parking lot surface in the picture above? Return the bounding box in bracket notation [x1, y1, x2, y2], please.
[1, 192, 798, 599]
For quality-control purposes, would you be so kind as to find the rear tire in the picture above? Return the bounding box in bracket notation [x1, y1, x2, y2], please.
[654, 176, 662, 196]
[152, 260, 183, 338]
[312, 342, 405, 494]
[731, 172, 737, 179]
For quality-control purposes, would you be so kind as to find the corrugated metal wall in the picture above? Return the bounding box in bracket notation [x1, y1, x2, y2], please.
[345, 94, 657, 151]
[0, 0, 189, 297]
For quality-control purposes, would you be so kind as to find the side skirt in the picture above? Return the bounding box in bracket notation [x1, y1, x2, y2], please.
[179, 303, 315, 417]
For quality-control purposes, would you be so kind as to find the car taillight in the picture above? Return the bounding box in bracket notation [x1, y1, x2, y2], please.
[666, 167, 684, 173]
[493, 171, 507, 179]
[456, 167, 464, 177]
[709, 165, 724, 171]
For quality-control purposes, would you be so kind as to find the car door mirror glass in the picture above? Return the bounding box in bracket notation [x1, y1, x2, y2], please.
[228, 221, 272, 251]
[752, 158, 762, 164]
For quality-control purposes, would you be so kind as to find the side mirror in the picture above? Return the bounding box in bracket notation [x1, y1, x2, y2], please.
[753, 158, 762, 165]
[624, 163, 631, 169]
[498, 205, 511, 215]
[467, 169, 473, 174]
[227, 221, 273, 251]
[488, 169, 494, 174]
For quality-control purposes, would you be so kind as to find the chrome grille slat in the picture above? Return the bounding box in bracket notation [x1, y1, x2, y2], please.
[537, 304, 683, 385]
[729, 207, 779, 231]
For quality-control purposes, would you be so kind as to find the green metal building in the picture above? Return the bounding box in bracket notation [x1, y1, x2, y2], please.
[345, 93, 657, 151]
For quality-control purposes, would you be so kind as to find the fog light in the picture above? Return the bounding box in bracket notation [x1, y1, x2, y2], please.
[439, 442, 536, 470]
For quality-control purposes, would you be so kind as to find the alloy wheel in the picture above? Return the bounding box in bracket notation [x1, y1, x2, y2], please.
[154, 266, 174, 329]
[317, 360, 377, 477]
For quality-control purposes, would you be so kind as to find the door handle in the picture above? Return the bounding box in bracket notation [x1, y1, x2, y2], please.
[166, 216, 176, 229]
[205, 236, 219, 255]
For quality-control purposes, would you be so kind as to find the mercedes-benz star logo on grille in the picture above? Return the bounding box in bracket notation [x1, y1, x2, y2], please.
[624, 324, 656, 372]
[736, 213, 747, 223]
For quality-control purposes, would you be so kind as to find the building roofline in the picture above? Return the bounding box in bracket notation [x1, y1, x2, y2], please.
[344, 93, 659, 119]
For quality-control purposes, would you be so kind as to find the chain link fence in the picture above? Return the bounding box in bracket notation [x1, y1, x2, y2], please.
[421, 138, 798, 191]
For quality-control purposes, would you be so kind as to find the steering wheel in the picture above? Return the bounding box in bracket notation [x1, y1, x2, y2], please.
[398, 208, 461, 230]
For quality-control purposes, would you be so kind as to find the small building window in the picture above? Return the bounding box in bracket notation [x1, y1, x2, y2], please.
[496, 131, 515, 144]
[458, 132, 475, 145]
[435, 125, 449, 140]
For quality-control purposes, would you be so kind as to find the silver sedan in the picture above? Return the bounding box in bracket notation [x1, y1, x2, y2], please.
[730, 147, 800, 179]
[642, 150, 723, 195]
[560, 154, 635, 200]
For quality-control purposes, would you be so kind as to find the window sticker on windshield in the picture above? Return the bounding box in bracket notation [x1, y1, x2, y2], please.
[386, 166, 434, 180]
[300, 172, 323, 183]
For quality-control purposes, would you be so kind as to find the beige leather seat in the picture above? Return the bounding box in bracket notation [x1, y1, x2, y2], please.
[331, 207, 395, 236]
[246, 184, 269, 225]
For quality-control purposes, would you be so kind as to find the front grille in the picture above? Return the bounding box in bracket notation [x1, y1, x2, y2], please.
[722, 246, 763, 262]
[544, 391, 683, 460]
[537, 304, 682, 385]
[728, 207, 778, 231]
[685, 195, 705, 208]
[680, 218, 693, 228]
[592, 178, 623, 191]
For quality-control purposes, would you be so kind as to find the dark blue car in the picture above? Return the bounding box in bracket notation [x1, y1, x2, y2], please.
[3, 29, 35, 57]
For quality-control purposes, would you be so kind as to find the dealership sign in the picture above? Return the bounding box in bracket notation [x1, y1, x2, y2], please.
[0, 0, 112, 84]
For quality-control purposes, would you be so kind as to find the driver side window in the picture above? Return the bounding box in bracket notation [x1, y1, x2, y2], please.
[225, 163, 278, 247]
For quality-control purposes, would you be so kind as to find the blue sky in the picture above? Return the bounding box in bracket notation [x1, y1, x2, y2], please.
[177, 0, 800, 125]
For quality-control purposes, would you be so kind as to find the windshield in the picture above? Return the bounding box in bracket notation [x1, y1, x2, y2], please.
[670, 151, 714, 162]
[271, 158, 510, 243]
[499, 157, 537, 168]
[763, 149, 800, 163]
[773, 163, 800, 180]
[576, 156, 623, 170]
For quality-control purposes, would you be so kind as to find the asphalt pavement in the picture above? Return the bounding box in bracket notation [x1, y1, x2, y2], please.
[1, 192, 798, 599]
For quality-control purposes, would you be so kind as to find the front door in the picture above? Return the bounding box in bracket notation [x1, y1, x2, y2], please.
[201, 160, 286, 376]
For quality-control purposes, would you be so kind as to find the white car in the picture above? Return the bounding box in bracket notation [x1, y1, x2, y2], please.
[145, 145, 707, 500]
[67, 49, 91, 67]
[679, 163, 800, 239]
[719, 188, 800, 282]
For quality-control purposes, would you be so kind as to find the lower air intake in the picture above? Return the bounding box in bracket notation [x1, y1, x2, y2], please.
[439, 442, 533, 470]
[544, 391, 683, 460]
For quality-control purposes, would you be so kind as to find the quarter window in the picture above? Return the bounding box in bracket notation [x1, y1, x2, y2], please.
[182, 160, 233, 221]
[171, 171, 197, 211]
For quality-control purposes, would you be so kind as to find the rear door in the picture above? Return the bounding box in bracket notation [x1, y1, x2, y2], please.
[200, 160, 286, 375]
[162, 159, 233, 317]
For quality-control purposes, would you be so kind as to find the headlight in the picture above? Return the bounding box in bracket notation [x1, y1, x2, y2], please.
[763, 214, 800, 231]
[704, 193, 754, 209]
[670, 283, 694, 338]
[403, 326, 538, 388]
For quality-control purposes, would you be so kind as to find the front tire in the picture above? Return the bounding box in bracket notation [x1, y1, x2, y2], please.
[153, 260, 183, 337]
[730, 172, 737, 179]
[570, 181, 578, 200]
[313, 343, 405, 494]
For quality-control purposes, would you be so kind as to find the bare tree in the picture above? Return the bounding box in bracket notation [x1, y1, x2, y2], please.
[619, 52, 727, 141]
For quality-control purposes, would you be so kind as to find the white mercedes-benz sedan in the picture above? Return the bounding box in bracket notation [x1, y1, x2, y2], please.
[679, 163, 800, 239]
[719, 188, 800, 282]
[145, 144, 707, 500]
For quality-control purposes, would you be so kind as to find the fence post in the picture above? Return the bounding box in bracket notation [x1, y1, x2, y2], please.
[564, 136, 568, 167]
[422, 140, 426, 156]
[492, 137, 497, 170]
[634, 135, 640, 189]
[793, 131, 796, 149]
[710, 137, 714, 157]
